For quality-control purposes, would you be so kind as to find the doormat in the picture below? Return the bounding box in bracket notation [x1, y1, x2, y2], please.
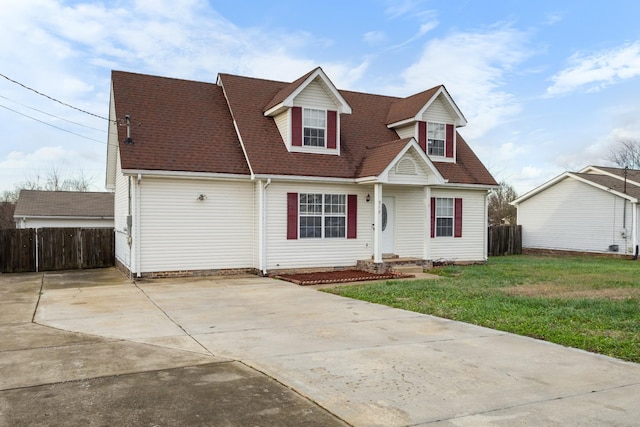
[275, 269, 414, 286]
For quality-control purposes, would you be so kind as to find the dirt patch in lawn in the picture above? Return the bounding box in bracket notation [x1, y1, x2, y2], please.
[276, 270, 414, 286]
[501, 283, 640, 300]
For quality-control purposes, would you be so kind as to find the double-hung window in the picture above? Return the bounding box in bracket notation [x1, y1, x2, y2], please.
[299, 193, 345, 238]
[435, 197, 454, 237]
[303, 108, 326, 147]
[427, 122, 445, 156]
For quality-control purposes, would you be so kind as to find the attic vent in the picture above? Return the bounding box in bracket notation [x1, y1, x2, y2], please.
[396, 158, 417, 175]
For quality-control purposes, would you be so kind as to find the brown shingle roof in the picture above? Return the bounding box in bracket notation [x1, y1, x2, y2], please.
[357, 138, 413, 177]
[111, 70, 496, 186]
[592, 166, 640, 184]
[574, 172, 640, 199]
[112, 71, 250, 175]
[386, 86, 441, 124]
[14, 191, 114, 218]
[263, 67, 319, 112]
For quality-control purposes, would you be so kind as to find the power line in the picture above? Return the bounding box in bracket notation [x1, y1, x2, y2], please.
[0, 72, 109, 121]
[0, 94, 106, 133]
[0, 103, 106, 145]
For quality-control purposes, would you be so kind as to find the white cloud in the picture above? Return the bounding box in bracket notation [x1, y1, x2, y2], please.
[547, 41, 640, 96]
[364, 31, 387, 44]
[392, 25, 532, 139]
[0, 146, 103, 191]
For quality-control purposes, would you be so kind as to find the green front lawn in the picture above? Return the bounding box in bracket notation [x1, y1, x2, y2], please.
[324, 255, 640, 363]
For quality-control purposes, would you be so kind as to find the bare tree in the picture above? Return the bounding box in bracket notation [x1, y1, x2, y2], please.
[488, 181, 518, 226]
[17, 165, 96, 193]
[609, 139, 640, 169]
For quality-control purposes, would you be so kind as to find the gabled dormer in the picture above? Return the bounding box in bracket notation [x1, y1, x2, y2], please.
[386, 86, 467, 163]
[264, 67, 352, 155]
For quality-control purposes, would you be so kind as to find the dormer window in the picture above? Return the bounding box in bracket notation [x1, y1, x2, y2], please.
[303, 108, 326, 147]
[427, 122, 445, 156]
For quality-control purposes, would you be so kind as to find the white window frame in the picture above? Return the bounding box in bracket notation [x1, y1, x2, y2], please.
[435, 197, 454, 237]
[299, 193, 346, 239]
[427, 122, 446, 157]
[303, 108, 326, 147]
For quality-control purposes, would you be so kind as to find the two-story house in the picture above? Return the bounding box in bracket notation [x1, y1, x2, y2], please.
[106, 67, 497, 278]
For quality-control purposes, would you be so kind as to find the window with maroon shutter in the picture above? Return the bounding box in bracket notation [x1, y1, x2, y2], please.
[291, 107, 302, 147]
[288, 193, 357, 239]
[347, 194, 357, 239]
[327, 110, 337, 149]
[427, 122, 446, 156]
[431, 197, 462, 237]
[287, 193, 298, 239]
[446, 124, 454, 158]
[454, 197, 462, 237]
[418, 121, 427, 153]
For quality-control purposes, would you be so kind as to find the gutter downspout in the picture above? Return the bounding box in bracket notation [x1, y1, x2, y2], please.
[633, 201, 638, 260]
[261, 178, 271, 276]
[484, 190, 490, 261]
[136, 173, 142, 278]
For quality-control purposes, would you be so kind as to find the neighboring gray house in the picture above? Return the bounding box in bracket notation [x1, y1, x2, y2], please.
[512, 166, 639, 256]
[14, 190, 114, 229]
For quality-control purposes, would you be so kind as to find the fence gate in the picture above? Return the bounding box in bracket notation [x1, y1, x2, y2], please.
[0, 228, 114, 273]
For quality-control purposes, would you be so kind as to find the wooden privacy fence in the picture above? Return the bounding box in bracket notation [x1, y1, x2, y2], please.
[0, 228, 114, 273]
[488, 225, 522, 256]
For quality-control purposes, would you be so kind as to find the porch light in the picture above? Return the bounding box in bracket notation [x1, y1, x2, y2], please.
[366, 194, 371, 202]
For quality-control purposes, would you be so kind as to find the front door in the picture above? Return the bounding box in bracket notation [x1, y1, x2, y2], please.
[381, 197, 395, 254]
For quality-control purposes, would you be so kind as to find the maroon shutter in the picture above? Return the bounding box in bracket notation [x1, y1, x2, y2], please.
[291, 107, 302, 146]
[418, 121, 427, 153]
[454, 198, 462, 238]
[430, 197, 436, 238]
[445, 124, 454, 158]
[327, 110, 337, 149]
[347, 194, 357, 239]
[287, 193, 298, 239]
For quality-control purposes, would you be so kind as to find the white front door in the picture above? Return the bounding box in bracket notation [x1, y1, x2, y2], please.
[381, 196, 395, 254]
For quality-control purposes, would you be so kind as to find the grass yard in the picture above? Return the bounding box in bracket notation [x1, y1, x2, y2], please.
[324, 255, 640, 363]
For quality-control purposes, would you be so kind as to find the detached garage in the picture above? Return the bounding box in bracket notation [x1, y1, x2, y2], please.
[14, 190, 114, 229]
[512, 166, 639, 257]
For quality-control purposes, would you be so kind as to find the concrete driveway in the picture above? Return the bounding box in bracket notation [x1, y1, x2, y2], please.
[3, 268, 640, 426]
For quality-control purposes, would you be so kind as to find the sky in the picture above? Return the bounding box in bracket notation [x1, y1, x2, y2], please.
[2, 0, 640, 196]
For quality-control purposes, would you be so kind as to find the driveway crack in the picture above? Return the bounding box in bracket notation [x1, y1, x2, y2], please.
[133, 281, 214, 357]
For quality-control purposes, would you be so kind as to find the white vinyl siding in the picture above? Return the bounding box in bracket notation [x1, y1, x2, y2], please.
[395, 124, 415, 140]
[517, 178, 635, 254]
[274, 110, 289, 147]
[293, 80, 337, 110]
[114, 149, 132, 269]
[138, 177, 254, 273]
[421, 95, 455, 123]
[430, 189, 487, 261]
[18, 218, 113, 229]
[265, 182, 371, 270]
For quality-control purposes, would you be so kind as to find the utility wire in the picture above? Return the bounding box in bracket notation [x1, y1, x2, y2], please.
[0, 72, 109, 121]
[0, 94, 106, 133]
[0, 103, 106, 144]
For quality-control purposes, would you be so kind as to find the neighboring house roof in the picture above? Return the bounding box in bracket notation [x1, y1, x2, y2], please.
[512, 166, 640, 205]
[111, 69, 497, 186]
[14, 190, 114, 218]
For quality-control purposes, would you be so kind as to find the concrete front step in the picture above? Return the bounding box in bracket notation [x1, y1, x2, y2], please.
[392, 265, 425, 274]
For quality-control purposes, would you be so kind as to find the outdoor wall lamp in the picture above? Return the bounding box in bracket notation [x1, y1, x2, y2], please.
[366, 194, 371, 202]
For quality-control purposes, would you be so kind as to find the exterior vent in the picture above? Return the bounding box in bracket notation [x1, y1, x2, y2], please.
[396, 158, 417, 175]
[608, 244, 619, 252]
